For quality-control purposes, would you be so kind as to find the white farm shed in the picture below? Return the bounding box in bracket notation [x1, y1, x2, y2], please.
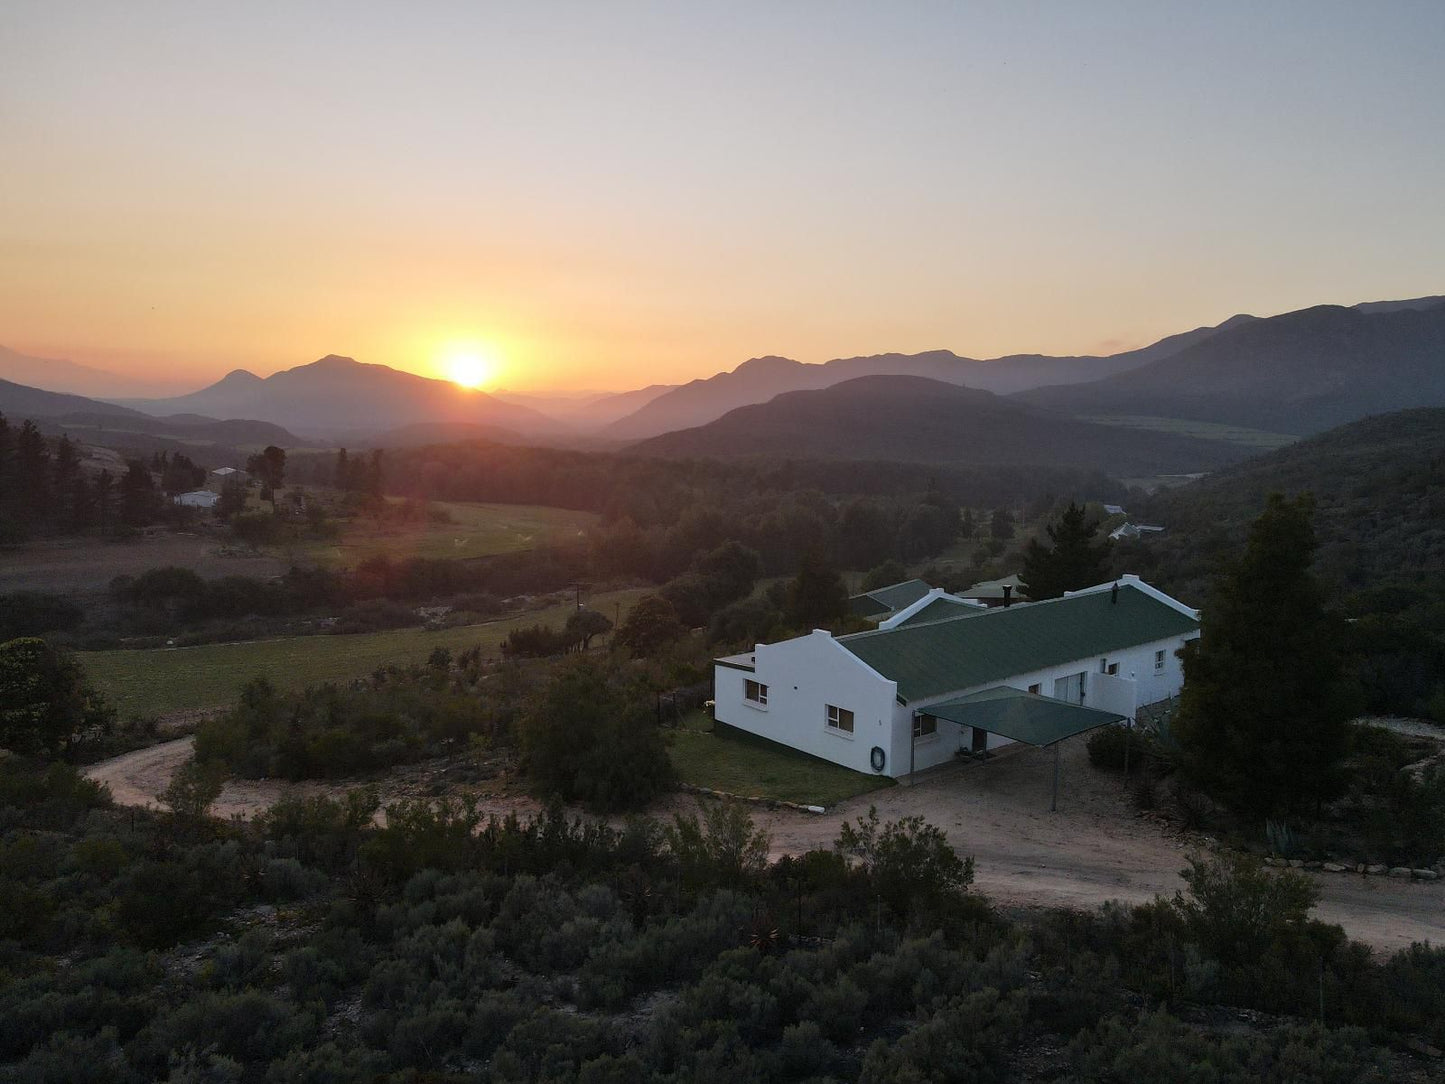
[713, 575, 1199, 782]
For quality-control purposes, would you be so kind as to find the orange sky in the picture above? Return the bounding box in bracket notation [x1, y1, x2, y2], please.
[3, 5, 1442, 394]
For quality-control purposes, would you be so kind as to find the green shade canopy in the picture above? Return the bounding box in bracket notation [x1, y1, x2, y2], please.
[922, 686, 1126, 747]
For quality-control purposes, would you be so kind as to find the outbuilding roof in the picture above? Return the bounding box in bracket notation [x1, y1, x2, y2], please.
[894, 596, 981, 628]
[848, 578, 932, 617]
[923, 686, 1125, 746]
[839, 581, 1198, 703]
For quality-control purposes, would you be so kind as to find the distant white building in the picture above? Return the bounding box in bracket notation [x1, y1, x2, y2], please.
[714, 575, 1199, 781]
[174, 489, 220, 509]
[1109, 522, 1166, 541]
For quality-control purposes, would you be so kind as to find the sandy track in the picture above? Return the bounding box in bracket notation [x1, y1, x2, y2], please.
[86, 734, 1445, 953]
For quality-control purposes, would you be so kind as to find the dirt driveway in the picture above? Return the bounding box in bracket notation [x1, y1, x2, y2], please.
[85, 734, 1445, 954]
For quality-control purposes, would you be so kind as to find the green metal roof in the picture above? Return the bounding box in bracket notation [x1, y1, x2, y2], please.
[849, 594, 891, 618]
[840, 583, 1198, 702]
[848, 578, 932, 617]
[895, 596, 979, 627]
[923, 687, 1125, 746]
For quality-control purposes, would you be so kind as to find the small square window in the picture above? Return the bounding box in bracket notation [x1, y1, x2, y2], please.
[1027, 683, 1041, 695]
[913, 714, 937, 739]
[826, 704, 854, 734]
[1106, 662, 1119, 676]
[745, 680, 768, 707]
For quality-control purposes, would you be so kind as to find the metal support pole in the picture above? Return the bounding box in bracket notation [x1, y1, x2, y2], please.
[1050, 742, 1060, 812]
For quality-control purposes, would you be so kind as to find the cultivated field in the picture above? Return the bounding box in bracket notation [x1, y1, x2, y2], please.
[81, 587, 651, 719]
[0, 533, 287, 593]
[1084, 414, 1300, 451]
[281, 500, 597, 566]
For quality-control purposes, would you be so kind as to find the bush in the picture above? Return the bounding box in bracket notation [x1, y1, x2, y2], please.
[520, 658, 673, 811]
[1086, 724, 1133, 771]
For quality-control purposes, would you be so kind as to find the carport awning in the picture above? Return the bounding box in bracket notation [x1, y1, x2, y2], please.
[922, 686, 1125, 747]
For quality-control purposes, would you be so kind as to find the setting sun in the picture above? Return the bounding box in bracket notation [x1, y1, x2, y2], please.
[444, 349, 498, 390]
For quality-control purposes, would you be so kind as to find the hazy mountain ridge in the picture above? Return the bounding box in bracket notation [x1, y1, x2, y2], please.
[1016, 301, 1445, 434]
[0, 377, 147, 422]
[598, 320, 1253, 441]
[629, 374, 1252, 475]
[0, 346, 188, 398]
[122, 355, 568, 440]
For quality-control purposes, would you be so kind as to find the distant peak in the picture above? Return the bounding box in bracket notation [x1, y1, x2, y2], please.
[734, 355, 801, 373]
[217, 368, 261, 383]
[311, 354, 360, 368]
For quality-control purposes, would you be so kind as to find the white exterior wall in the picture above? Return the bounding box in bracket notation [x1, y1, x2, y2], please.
[712, 624, 1198, 781]
[902, 630, 1197, 773]
[713, 630, 902, 777]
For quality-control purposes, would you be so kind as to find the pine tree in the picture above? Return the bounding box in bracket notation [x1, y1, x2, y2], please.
[1019, 501, 1110, 600]
[787, 547, 848, 628]
[1174, 493, 1359, 820]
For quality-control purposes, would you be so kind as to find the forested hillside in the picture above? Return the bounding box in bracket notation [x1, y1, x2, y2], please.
[630, 376, 1250, 475]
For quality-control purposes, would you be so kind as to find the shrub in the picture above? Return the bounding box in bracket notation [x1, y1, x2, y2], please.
[1086, 724, 1133, 771]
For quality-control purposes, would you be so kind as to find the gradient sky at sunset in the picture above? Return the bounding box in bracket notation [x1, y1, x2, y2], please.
[3, 2, 1443, 393]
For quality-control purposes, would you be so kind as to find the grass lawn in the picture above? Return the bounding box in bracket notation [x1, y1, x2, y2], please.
[277, 499, 598, 567]
[81, 587, 651, 720]
[667, 711, 893, 809]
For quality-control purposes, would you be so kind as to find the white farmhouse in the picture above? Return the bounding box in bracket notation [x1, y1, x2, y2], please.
[713, 575, 1199, 781]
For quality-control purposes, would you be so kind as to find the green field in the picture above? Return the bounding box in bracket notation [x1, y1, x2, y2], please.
[81, 588, 650, 719]
[667, 711, 893, 808]
[283, 500, 598, 566]
[1083, 415, 1300, 451]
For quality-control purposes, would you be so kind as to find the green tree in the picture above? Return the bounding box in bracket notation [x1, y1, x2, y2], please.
[520, 658, 673, 811]
[246, 445, 287, 506]
[1019, 501, 1110, 600]
[613, 594, 687, 658]
[565, 607, 613, 651]
[1174, 493, 1359, 819]
[158, 758, 228, 820]
[0, 637, 116, 757]
[787, 547, 848, 628]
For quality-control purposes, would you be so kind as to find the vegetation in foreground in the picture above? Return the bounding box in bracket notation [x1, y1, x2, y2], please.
[1, 755, 1443, 1082]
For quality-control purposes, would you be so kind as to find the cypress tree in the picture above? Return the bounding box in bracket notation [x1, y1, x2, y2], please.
[1019, 501, 1110, 600]
[1174, 493, 1359, 820]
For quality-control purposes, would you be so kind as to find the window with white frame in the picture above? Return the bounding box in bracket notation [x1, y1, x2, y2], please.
[744, 680, 768, 707]
[1154, 649, 1166, 672]
[1027, 683, 1041, 695]
[826, 704, 854, 734]
[912, 714, 937, 739]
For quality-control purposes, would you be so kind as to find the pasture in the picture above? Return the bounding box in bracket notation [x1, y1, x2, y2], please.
[81, 587, 650, 719]
[283, 499, 597, 566]
[1083, 414, 1299, 451]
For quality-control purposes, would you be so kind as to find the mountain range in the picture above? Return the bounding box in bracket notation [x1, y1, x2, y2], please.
[116, 355, 568, 441]
[1017, 300, 1445, 434]
[631, 375, 1254, 475]
[3, 291, 1442, 470]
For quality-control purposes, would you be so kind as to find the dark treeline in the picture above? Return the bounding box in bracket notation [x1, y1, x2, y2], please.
[0, 414, 195, 541]
[1, 752, 1442, 1081]
[292, 440, 1125, 525]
